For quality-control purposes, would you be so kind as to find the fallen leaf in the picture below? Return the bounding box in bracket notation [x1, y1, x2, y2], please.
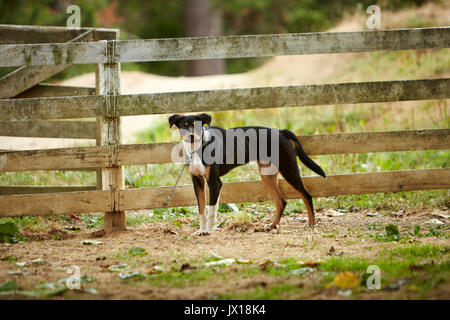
[384, 279, 410, 291]
[209, 252, 223, 261]
[180, 263, 195, 272]
[0, 279, 17, 292]
[108, 264, 130, 272]
[327, 271, 360, 289]
[299, 260, 322, 268]
[327, 246, 343, 256]
[424, 219, 444, 226]
[259, 259, 285, 271]
[81, 240, 103, 245]
[204, 258, 236, 267]
[83, 288, 99, 294]
[291, 267, 315, 275]
[431, 211, 449, 220]
[128, 247, 147, 257]
[0, 222, 19, 237]
[337, 289, 352, 297]
[147, 266, 164, 274]
[64, 226, 81, 231]
[20, 282, 68, 298]
[325, 209, 345, 217]
[119, 272, 146, 280]
[7, 270, 31, 276]
[236, 259, 252, 264]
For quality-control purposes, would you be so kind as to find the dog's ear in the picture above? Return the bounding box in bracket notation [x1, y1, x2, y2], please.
[197, 113, 212, 126]
[168, 114, 182, 128]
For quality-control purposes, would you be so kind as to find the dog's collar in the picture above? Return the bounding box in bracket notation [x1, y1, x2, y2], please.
[183, 127, 211, 164]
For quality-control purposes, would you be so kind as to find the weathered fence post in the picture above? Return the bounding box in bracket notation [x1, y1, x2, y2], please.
[95, 32, 126, 232]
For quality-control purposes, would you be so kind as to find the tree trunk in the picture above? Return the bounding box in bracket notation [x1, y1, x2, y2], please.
[185, 0, 225, 76]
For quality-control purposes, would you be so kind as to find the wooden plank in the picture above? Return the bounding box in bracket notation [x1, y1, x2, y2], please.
[119, 27, 450, 62]
[120, 169, 450, 210]
[0, 27, 448, 66]
[298, 129, 450, 155]
[0, 146, 108, 172]
[0, 29, 105, 99]
[1, 79, 448, 121]
[117, 78, 450, 116]
[0, 169, 447, 217]
[0, 185, 96, 195]
[0, 189, 111, 217]
[15, 84, 95, 98]
[0, 95, 103, 121]
[0, 120, 96, 139]
[0, 25, 119, 44]
[117, 129, 450, 165]
[1, 129, 448, 172]
[0, 41, 107, 67]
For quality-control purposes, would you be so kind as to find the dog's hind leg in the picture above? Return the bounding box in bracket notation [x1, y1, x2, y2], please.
[191, 175, 207, 235]
[278, 155, 316, 226]
[257, 162, 287, 231]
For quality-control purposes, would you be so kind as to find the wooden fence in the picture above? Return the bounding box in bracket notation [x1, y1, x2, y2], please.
[0, 25, 449, 232]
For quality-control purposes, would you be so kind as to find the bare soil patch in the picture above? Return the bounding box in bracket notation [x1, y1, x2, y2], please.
[1, 208, 448, 300]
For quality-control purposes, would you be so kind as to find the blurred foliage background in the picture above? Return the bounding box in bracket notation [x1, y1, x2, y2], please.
[0, 0, 439, 77]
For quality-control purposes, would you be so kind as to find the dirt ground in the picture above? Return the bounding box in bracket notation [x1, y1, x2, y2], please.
[0, 207, 448, 300]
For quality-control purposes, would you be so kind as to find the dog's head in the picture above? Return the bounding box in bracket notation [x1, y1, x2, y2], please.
[169, 113, 212, 148]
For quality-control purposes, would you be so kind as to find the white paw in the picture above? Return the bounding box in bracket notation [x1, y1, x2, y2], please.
[193, 230, 211, 236]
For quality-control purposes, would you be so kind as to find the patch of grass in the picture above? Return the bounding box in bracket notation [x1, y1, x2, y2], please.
[81, 214, 104, 229]
[386, 244, 450, 260]
[219, 283, 303, 300]
[145, 269, 214, 288]
[0, 216, 51, 230]
[320, 244, 450, 277]
[373, 223, 449, 243]
[126, 213, 154, 227]
[316, 190, 449, 213]
[228, 211, 254, 232]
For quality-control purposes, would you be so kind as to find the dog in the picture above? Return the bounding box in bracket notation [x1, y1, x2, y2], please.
[169, 113, 326, 236]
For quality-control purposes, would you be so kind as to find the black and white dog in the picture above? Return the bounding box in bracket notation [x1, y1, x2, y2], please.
[169, 113, 326, 236]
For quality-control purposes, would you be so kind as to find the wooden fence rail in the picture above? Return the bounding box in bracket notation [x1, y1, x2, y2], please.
[0, 120, 96, 139]
[1, 78, 448, 121]
[0, 168, 448, 217]
[0, 27, 448, 67]
[0, 129, 448, 172]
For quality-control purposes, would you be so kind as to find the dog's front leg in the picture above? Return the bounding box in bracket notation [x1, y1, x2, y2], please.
[191, 175, 207, 236]
[205, 177, 222, 234]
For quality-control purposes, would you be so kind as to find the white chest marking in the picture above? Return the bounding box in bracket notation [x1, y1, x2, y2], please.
[182, 140, 206, 176]
[189, 153, 206, 176]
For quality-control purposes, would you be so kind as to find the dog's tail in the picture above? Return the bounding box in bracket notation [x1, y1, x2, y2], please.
[281, 129, 326, 179]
